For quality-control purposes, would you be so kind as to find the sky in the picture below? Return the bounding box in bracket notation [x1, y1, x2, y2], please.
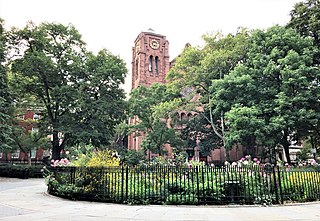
[0, 0, 302, 94]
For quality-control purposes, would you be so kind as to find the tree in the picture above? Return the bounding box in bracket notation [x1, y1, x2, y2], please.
[166, 29, 249, 160]
[12, 128, 50, 165]
[288, 0, 320, 54]
[288, 0, 320, 155]
[9, 22, 127, 159]
[180, 113, 222, 156]
[128, 83, 184, 156]
[110, 121, 129, 150]
[0, 18, 14, 152]
[62, 49, 127, 148]
[212, 26, 317, 164]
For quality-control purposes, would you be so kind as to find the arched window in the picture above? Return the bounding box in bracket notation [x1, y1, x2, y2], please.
[135, 60, 139, 79]
[149, 55, 153, 74]
[155, 56, 159, 76]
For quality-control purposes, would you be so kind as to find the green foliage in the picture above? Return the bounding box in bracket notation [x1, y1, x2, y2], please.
[288, 0, 320, 51]
[68, 49, 128, 148]
[296, 140, 312, 161]
[224, 105, 265, 148]
[110, 121, 129, 150]
[121, 149, 145, 166]
[166, 30, 250, 157]
[279, 170, 320, 202]
[0, 19, 14, 152]
[180, 113, 222, 155]
[45, 161, 320, 206]
[86, 150, 120, 167]
[212, 25, 318, 163]
[288, 0, 320, 158]
[128, 83, 184, 155]
[8, 22, 127, 159]
[12, 130, 50, 165]
[63, 143, 122, 167]
[0, 164, 44, 178]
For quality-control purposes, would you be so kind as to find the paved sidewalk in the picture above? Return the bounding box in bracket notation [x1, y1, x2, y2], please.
[0, 177, 320, 221]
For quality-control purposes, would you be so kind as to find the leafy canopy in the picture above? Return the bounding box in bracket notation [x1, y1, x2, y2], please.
[8, 22, 127, 159]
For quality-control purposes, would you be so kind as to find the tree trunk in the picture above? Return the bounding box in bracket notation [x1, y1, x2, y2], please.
[51, 131, 61, 160]
[282, 130, 291, 165]
[28, 151, 32, 166]
[283, 143, 291, 165]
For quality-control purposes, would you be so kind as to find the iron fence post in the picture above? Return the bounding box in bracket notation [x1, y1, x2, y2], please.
[126, 166, 129, 201]
[277, 166, 284, 204]
[272, 165, 279, 204]
[121, 166, 124, 202]
[196, 166, 200, 204]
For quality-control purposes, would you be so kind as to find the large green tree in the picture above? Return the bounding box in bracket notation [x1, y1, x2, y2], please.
[288, 0, 320, 154]
[63, 49, 127, 148]
[166, 30, 249, 159]
[9, 22, 127, 159]
[0, 19, 14, 152]
[212, 26, 317, 164]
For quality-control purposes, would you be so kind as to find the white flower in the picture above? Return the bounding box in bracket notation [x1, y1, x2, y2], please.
[231, 162, 237, 167]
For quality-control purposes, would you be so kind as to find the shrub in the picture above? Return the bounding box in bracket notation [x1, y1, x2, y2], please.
[71, 149, 120, 167]
[0, 164, 43, 179]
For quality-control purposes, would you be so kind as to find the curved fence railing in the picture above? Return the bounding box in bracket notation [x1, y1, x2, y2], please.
[46, 165, 320, 205]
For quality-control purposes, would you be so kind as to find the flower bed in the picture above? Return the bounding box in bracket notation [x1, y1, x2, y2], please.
[44, 163, 320, 205]
[43, 150, 320, 205]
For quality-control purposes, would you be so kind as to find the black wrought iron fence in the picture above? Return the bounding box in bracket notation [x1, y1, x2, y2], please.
[47, 165, 320, 205]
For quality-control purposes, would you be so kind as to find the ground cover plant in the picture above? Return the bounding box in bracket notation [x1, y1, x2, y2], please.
[44, 150, 320, 205]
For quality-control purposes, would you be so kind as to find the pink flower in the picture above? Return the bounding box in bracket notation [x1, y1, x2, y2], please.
[253, 158, 258, 162]
[310, 159, 317, 165]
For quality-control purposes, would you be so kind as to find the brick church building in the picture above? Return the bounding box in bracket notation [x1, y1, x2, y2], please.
[127, 29, 304, 164]
[127, 29, 246, 163]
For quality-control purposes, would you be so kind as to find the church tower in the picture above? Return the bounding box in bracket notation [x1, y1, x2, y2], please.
[131, 28, 170, 90]
[128, 29, 170, 151]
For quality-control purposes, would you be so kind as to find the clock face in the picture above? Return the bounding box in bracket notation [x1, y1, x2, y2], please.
[150, 39, 160, 49]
